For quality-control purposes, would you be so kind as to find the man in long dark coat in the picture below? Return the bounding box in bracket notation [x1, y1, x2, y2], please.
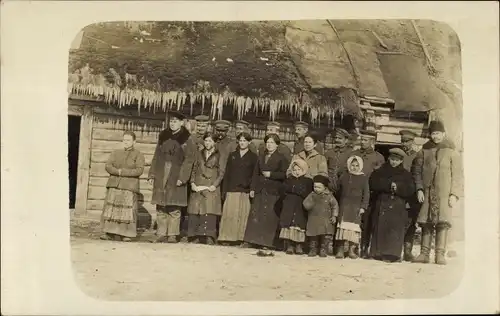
[399, 129, 422, 261]
[214, 120, 236, 168]
[257, 121, 292, 160]
[324, 128, 354, 192]
[192, 115, 210, 151]
[148, 111, 197, 243]
[351, 130, 385, 258]
[293, 121, 324, 155]
[369, 148, 415, 262]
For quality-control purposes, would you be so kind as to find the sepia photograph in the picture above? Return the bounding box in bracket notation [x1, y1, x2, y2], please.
[68, 19, 466, 301]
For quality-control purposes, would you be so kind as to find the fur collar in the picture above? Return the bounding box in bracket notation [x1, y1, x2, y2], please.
[422, 138, 455, 150]
[158, 126, 191, 145]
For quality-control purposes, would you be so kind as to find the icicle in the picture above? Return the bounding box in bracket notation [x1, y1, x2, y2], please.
[189, 92, 195, 116]
[201, 93, 205, 114]
[217, 94, 224, 120]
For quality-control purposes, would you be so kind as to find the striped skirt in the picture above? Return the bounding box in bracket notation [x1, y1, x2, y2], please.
[218, 192, 251, 242]
[101, 188, 138, 238]
[335, 221, 361, 244]
[279, 226, 306, 243]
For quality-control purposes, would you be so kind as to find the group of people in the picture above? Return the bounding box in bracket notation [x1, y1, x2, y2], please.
[100, 110, 462, 265]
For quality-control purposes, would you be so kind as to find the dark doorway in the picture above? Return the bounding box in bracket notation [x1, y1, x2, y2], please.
[68, 115, 81, 209]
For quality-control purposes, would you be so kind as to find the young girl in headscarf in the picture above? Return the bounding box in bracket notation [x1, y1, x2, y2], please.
[334, 155, 370, 259]
[279, 159, 314, 255]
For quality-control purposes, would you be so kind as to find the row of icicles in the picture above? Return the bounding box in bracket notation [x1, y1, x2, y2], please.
[67, 81, 342, 126]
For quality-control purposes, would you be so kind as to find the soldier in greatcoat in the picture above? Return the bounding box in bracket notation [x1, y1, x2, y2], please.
[324, 128, 355, 192]
[213, 120, 236, 169]
[412, 121, 463, 265]
[148, 111, 198, 243]
[192, 115, 211, 151]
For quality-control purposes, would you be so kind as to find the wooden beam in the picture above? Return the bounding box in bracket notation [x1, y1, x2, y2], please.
[68, 104, 84, 116]
[74, 105, 94, 217]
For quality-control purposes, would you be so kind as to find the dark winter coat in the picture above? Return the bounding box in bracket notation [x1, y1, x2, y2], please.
[369, 163, 415, 258]
[105, 147, 145, 193]
[412, 139, 463, 226]
[303, 190, 339, 236]
[250, 150, 290, 196]
[279, 175, 314, 230]
[148, 126, 197, 207]
[187, 148, 225, 216]
[222, 149, 258, 194]
[324, 145, 354, 191]
[337, 173, 370, 225]
[258, 142, 293, 161]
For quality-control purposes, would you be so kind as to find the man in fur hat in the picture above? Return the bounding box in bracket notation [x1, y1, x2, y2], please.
[257, 121, 292, 159]
[148, 111, 198, 243]
[351, 130, 385, 258]
[399, 129, 422, 261]
[293, 121, 324, 155]
[412, 120, 463, 265]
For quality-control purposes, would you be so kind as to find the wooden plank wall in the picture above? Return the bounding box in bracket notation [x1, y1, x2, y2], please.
[86, 113, 165, 218]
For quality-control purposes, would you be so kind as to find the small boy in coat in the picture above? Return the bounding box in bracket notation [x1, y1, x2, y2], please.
[303, 174, 340, 257]
[279, 159, 314, 255]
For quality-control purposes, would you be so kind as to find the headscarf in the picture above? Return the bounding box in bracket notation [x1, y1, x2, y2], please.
[289, 158, 309, 177]
[347, 155, 364, 175]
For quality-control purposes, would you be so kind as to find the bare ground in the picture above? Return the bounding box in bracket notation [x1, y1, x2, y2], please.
[70, 233, 464, 301]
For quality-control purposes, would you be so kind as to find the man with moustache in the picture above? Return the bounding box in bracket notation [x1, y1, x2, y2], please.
[192, 115, 211, 151]
[324, 128, 354, 192]
[293, 121, 324, 155]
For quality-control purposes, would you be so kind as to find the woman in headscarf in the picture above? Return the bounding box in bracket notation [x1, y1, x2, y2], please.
[279, 159, 314, 255]
[287, 133, 328, 179]
[334, 155, 370, 259]
[242, 133, 290, 249]
[369, 148, 415, 262]
[100, 131, 145, 242]
[218, 132, 258, 246]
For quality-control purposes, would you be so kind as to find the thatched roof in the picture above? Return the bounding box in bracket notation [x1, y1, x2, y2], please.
[285, 19, 462, 113]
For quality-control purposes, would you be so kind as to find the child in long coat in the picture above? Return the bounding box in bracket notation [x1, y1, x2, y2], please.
[303, 174, 340, 257]
[279, 159, 314, 255]
[335, 155, 370, 259]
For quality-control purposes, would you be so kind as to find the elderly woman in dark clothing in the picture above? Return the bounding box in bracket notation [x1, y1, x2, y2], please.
[243, 133, 290, 249]
[218, 132, 258, 246]
[100, 131, 145, 242]
[369, 148, 415, 262]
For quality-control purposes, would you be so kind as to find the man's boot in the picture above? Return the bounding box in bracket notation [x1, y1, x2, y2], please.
[326, 237, 334, 256]
[206, 236, 215, 246]
[319, 236, 328, 258]
[348, 242, 359, 259]
[403, 242, 415, 262]
[435, 225, 449, 265]
[308, 237, 318, 257]
[295, 242, 304, 255]
[413, 225, 433, 264]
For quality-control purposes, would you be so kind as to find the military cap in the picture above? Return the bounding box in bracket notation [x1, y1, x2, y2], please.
[235, 120, 250, 127]
[294, 121, 309, 128]
[399, 129, 417, 142]
[334, 128, 350, 138]
[194, 115, 210, 122]
[389, 147, 407, 159]
[168, 110, 186, 120]
[429, 120, 445, 133]
[359, 130, 377, 139]
[214, 120, 231, 131]
[266, 121, 281, 128]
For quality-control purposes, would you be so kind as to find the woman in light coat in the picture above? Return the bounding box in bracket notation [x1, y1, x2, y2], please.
[287, 134, 328, 179]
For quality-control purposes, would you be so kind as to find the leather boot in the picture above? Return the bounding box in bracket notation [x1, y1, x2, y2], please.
[413, 226, 432, 263]
[285, 240, 295, 255]
[335, 242, 345, 259]
[206, 236, 215, 246]
[435, 225, 449, 265]
[326, 237, 334, 256]
[403, 242, 415, 262]
[348, 242, 359, 259]
[319, 236, 328, 258]
[295, 242, 304, 255]
[308, 237, 318, 257]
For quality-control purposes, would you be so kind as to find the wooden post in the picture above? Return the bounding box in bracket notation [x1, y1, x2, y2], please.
[74, 105, 94, 217]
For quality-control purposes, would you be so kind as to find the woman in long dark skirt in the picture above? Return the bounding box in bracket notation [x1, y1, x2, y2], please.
[369, 148, 415, 262]
[187, 132, 224, 245]
[100, 131, 145, 242]
[243, 133, 290, 249]
[218, 132, 258, 246]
